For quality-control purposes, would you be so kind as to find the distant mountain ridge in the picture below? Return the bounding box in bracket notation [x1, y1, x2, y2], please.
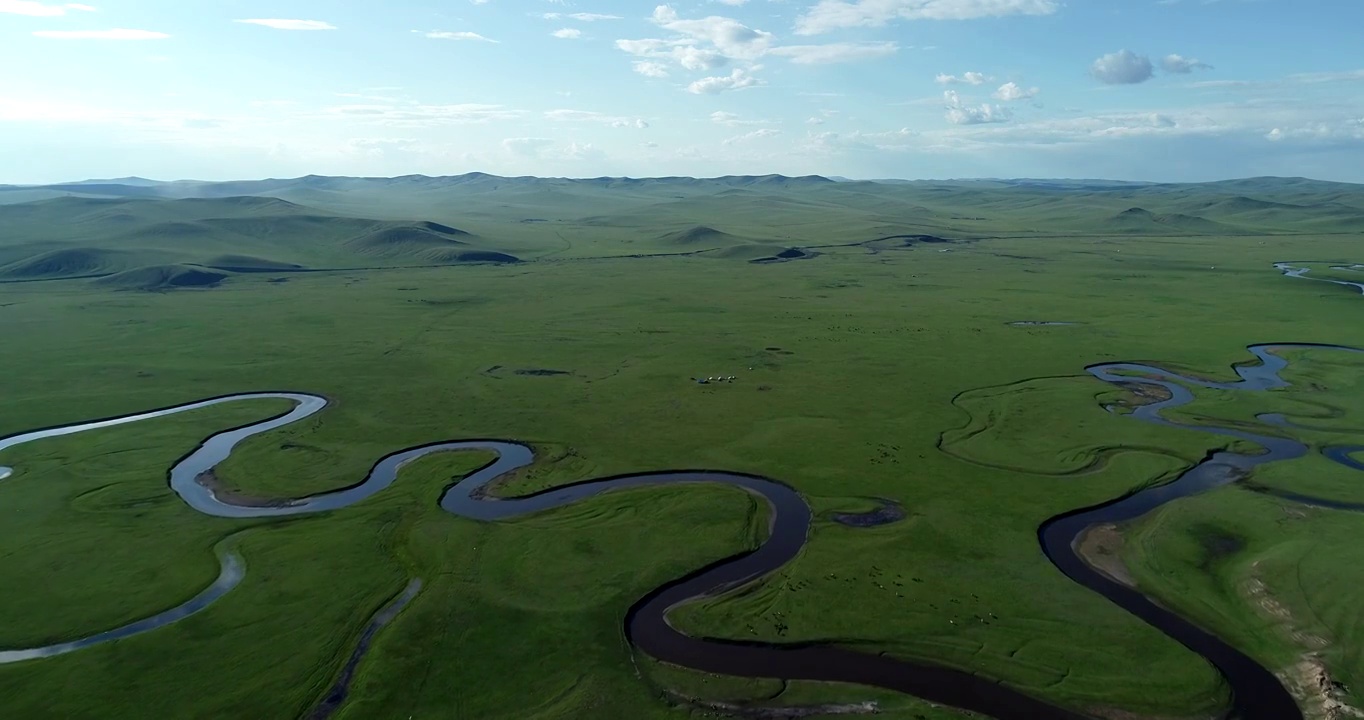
[1, 172, 1361, 291]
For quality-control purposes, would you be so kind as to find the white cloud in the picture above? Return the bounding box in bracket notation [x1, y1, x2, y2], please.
[768, 41, 897, 64]
[326, 102, 522, 126]
[1291, 69, 1364, 84]
[936, 71, 987, 85]
[723, 128, 780, 144]
[543, 12, 623, 21]
[1, 0, 92, 15]
[807, 116, 825, 125]
[617, 38, 675, 55]
[674, 45, 727, 70]
[1161, 53, 1212, 74]
[31, 28, 168, 39]
[710, 110, 773, 126]
[944, 89, 1011, 124]
[993, 82, 1038, 101]
[347, 138, 420, 157]
[716, 0, 749, 5]
[619, 5, 897, 91]
[651, 5, 773, 60]
[544, 109, 648, 128]
[501, 137, 606, 162]
[235, 19, 337, 31]
[1264, 119, 1364, 143]
[799, 127, 917, 154]
[1091, 50, 1154, 85]
[552, 28, 582, 39]
[795, 0, 1058, 35]
[616, 36, 729, 72]
[688, 68, 761, 94]
[633, 61, 670, 77]
[420, 30, 497, 42]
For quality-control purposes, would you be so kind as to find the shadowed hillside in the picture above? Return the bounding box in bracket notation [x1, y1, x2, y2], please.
[93, 265, 228, 291]
[0, 195, 518, 280]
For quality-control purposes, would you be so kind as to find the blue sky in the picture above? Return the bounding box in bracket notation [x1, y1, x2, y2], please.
[2, 0, 1362, 183]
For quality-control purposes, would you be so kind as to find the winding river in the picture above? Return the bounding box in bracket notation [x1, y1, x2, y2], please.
[1275, 262, 1364, 295]
[0, 343, 1361, 719]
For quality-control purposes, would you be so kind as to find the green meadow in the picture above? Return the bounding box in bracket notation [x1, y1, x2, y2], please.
[1, 174, 1363, 719]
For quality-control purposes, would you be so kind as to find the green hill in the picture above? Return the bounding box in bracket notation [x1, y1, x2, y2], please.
[93, 264, 228, 291]
[656, 226, 743, 246]
[1102, 207, 1241, 234]
[0, 247, 132, 280]
[0, 195, 518, 279]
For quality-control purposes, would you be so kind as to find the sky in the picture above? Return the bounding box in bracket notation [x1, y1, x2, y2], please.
[1, 0, 1362, 183]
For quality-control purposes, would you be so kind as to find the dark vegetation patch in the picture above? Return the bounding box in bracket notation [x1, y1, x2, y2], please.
[874, 234, 951, 244]
[93, 265, 228, 291]
[831, 500, 907, 528]
[751, 248, 816, 264]
[0, 247, 126, 280]
[344, 226, 471, 258]
[1193, 525, 1247, 572]
[514, 368, 571, 376]
[659, 225, 739, 245]
[412, 296, 489, 307]
[433, 250, 520, 264]
[201, 254, 305, 272]
[1105, 207, 1237, 234]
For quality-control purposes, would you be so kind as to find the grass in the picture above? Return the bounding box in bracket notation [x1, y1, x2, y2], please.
[0, 176, 1362, 718]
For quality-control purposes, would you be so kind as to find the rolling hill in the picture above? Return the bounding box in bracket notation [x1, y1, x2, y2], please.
[1, 174, 1361, 285]
[0, 195, 521, 286]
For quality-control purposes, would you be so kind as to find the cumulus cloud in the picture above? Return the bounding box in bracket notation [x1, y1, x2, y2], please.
[943, 89, 1011, 124]
[235, 19, 336, 30]
[1, 0, 95, 15]
[1091, 50, 1154, 85]
[420, 30, 497, 42]
[674, 45, 727, 70]
[651, 5, 773, 60]
[688, 68, 761, 94]
[768, 41, 898, 64]
[936, 71, 987, 85]
[1161, 53, 1212, 74]
[807, 116, 825, 125]
[551, 28, 582, 39]
[795, 0, 1058, 35]
[633, 61, 669, 77]
[31, 28, 167, 39]
[992, 82, 1038, 101]
[723, 128, 780, 144]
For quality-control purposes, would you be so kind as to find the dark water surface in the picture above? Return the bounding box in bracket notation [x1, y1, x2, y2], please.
[2, 343, 1361, 718]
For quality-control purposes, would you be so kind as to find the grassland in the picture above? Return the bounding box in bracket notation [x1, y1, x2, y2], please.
[1, 174, 1362, 719]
